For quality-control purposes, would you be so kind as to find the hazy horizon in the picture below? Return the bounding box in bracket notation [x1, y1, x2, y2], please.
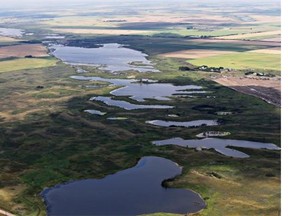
[0, 0, 280, 10]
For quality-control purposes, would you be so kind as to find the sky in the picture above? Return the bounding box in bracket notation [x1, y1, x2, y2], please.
[0, 0, 280, 9]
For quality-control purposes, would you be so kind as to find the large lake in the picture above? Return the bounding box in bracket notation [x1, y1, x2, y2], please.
[51, 43, 159, 73]
[153, 137, 280, 158]
[42, 156, 205, 216]
[72, 75, 203, 102]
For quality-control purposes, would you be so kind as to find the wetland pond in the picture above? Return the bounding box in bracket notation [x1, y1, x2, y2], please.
[42, 156, 205, 216]
[90, 96, 174, 110]
[153, 138, 280, 158]
[72, 75, 203, 101]
[84, 109, 106, 115]
[51, 43, 159, 73]
[146, 119, 219, 127]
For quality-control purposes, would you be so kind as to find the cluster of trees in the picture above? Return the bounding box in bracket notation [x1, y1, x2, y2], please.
[179, 65, 228, 73]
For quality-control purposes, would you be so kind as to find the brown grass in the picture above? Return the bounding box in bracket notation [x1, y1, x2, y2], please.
[248, 48, 280, 54]
[184, 169, 280, 216]
[213, 76, 281, 106]
[250, 15, 281, 23]
[0, 44, 49, 59]
[261, 37, 281, 42]
[0, 36, 20, 42]
[0, 185, 25, 216]
[159, 49, 235, 59]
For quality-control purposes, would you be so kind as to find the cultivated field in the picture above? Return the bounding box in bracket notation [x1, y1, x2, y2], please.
[0, 44, 49, 59]
[159, 49, 235, 59]
[190, 38, 281, 47]
[188, 52, 280, 71]
[214, 76, 281, 107]
[248, 48, 281, 55]
[0, 36, 20, 42]
[217, 30, 281, 40]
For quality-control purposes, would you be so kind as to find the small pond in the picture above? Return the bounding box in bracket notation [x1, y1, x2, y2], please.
[146, 120, 219, 127]
[72, 75, 203, 102]
[51, 43, 159, 73]
[90, 96, 173, 110]
[152, 137, 280, 158]
[0, 27, 24, 37]
[41, 156, 205, 216]
[84, 109, 106, 116]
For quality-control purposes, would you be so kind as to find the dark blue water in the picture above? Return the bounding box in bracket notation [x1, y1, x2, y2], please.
[42, 156, 206, 216]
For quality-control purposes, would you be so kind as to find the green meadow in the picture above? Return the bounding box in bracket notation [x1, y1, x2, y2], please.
[188, 52, 280, 72]
[0, 58, 57, 73]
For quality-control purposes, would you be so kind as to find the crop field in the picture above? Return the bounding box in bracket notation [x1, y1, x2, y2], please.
[213, 76, 281, 107]
[0, 44, 48, 59]
[159, 49, 236, 59]
[52, 28, 154, 36]
[248, 48, 281, 55]
[0, 36, 20, 42]
[190, 38, 281, 47]
[188, 52, 280, 71]
[218, 30, 281, 40]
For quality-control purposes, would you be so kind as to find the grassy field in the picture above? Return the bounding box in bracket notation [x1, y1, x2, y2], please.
[188, 52, 280, 72]
[0, 57, 57, 73]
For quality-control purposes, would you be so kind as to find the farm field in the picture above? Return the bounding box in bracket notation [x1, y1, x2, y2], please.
[0, 44, 48, 59]
[217, 30, 281, 40]
[213, 76, 281, 106]
[52, 28, 153, 36]
[188, 52, 281, 71]
[0, 36, 20, 42]
[159, 49, 235, 59]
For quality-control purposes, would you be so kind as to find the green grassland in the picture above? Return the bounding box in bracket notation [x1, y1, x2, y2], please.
[188, 52, 281, 72]
[0, 57, 57, 73]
